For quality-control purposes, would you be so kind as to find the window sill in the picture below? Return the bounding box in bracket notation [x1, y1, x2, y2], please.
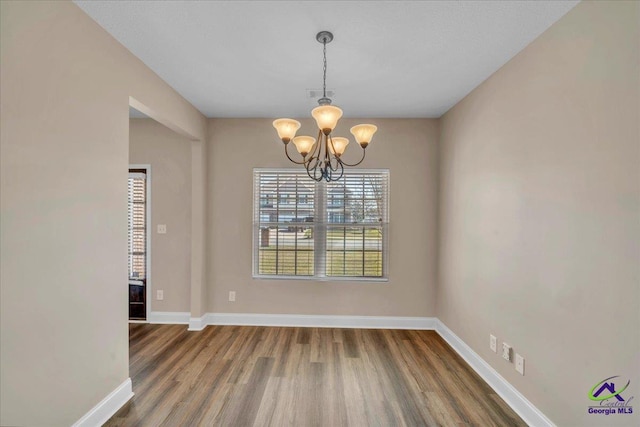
[252, 275, 389, 283]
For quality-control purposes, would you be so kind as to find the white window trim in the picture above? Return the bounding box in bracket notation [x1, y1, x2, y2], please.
[252, 168, 389, 282]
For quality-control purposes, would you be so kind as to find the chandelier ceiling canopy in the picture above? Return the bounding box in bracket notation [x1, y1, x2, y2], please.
[273, 31, 377, 182]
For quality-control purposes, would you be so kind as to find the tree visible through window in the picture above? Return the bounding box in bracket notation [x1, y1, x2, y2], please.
[253, 169, 389, 279]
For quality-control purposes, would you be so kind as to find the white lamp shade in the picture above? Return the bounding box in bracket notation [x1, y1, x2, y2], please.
[292, 136, 316, 156]
[311, 105, 343, 133]
[350, 124, 377, 147]
[273, 118, 301, 142]
[328, 137, 349, 156]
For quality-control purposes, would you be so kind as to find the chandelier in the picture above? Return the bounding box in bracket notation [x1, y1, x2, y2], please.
[273, 31, 377, 182]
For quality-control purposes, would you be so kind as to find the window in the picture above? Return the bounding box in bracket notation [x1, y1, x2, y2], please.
[128, 171, 147, 280]
[253, 169, 389, 280]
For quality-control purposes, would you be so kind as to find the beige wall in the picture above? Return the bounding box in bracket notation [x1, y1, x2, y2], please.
[0, 2, 206, 426]
[207, 118, 439, 316]
[437, 1, 639, 426]
[130, 119, 192, 313]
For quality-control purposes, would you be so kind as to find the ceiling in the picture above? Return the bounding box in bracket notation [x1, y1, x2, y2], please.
[75, 1, 579, 119]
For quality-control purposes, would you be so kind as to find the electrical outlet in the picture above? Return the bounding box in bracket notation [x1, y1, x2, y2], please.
[157, 224, 167, 234]
[490, 334, 497, 353]
[156, 290, 164, 300]
[515, 353, 525, 375]
[228, 291, 236, 302]
[502, 342, 512, 362]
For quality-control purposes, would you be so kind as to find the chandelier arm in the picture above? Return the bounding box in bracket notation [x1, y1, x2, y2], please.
[306, 164, 320, 182]
[308, 171, 322, 182]
[331, 160, 345, 181]
[328, 135, 337, 168]
[306, 154, 320, 172]
[339, 147, 367, 167]
[324, 133, 332, 168]
[313, 132, 325, 180]
[302, 130, 323, 182]
[310, 129, 322, 162]
[307, 158, 322, 181]
[327, 148, 341, 172]
[284, 143, 306, 165]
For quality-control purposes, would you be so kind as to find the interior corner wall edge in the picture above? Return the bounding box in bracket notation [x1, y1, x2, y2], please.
[437, 1, 639, 426]
[0, 1, 205, 425]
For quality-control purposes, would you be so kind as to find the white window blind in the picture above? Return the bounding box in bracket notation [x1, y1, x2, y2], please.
[253, 169, 389, 280]
[128, 171, 146, 280]
[325, 172, 388, 277]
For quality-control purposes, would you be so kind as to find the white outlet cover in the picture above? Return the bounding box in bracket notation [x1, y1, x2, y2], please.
[157, 224, 167, 234]
[157, 290, 164, 300]
[516, 353, 525, 375]
[502, 342, 512, 362]
[229, 291, 236, 302]
[490, 335, 497, 352]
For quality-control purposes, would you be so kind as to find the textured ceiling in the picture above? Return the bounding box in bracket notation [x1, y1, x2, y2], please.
[75, 1, 579, 118]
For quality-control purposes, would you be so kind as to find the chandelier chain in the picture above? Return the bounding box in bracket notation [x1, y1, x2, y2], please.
[322, 39, 327, 98]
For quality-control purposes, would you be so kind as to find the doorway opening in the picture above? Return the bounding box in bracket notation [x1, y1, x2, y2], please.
[128, 167, 149, 320]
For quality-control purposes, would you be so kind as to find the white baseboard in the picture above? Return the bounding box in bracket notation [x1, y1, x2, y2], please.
[205, 312, 437, 329]
[188, 315, 207, 331]
[72, 378, 133, 427]
[147, 311, 435, 330]
[148, 311, 190, 324]
[435, 320, 554, 427]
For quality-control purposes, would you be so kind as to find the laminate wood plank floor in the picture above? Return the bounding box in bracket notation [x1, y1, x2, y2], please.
[106, 324, 526, 427]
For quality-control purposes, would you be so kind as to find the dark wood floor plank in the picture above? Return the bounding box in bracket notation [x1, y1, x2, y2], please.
[296, 327, 311, 344]
[105, 324, 527, 427]
[342, 328, 361, 358]
[272, 327, 294, 378]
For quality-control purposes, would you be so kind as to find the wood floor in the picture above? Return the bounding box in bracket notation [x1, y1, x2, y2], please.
[106, 324, 526, 426]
